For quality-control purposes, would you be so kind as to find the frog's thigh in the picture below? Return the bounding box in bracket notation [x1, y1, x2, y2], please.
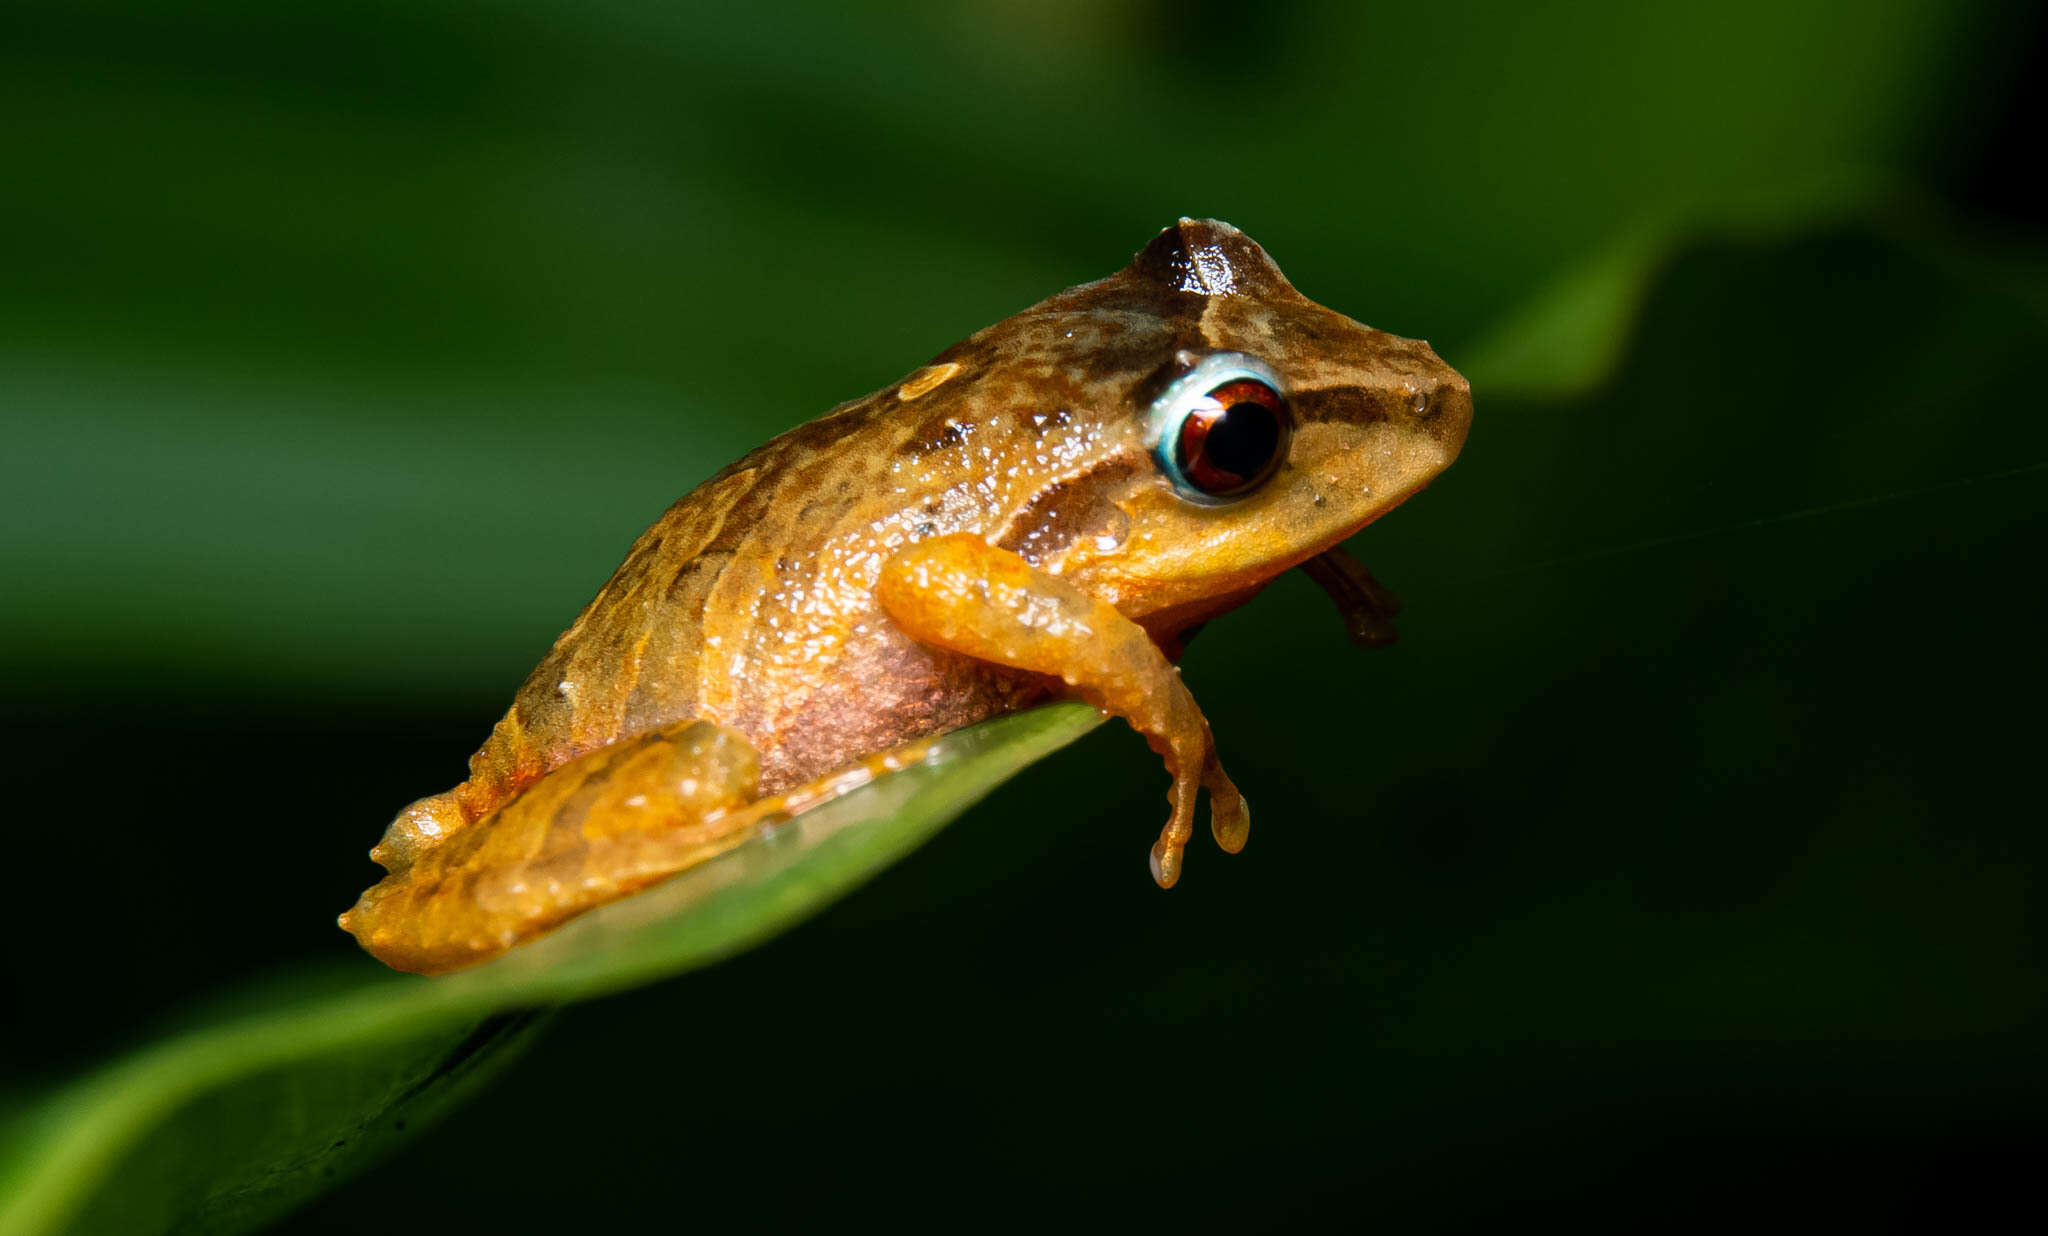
[875, 532, 1247, 888]
[340, 719, 764, 975]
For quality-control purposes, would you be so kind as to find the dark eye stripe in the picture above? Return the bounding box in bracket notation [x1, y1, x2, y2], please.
[1283, 385, 1390, 427]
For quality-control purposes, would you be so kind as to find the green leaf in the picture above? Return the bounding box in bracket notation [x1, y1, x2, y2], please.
[0, 702, 1105, 1236]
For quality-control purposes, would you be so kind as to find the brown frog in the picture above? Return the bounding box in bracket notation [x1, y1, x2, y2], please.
[341, 219, 1472, 974]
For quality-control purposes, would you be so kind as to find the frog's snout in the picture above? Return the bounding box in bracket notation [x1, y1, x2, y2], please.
[1424, 367, 1474, 463]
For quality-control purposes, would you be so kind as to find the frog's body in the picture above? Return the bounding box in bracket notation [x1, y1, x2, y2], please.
[342, 220, 1471, 974]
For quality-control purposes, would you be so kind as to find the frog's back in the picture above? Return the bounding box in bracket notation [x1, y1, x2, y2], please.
[450, 398, 905, 821]
[450, 460, 753, 821]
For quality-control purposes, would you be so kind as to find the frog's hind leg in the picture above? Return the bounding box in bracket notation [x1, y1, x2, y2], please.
[340, 720, 767, 975]
[341, 722, 952, 975]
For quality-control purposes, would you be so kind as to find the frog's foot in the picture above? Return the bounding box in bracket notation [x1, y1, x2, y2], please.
[1300, 545, 1402, 648]
[369, 789, 470, 874]
[1148, 748, 1249, 888]
[1206, 756, 1250, 854]
[878, 533, 1249, 890]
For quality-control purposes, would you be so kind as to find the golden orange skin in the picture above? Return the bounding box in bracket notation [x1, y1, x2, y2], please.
[341, 219, 1472, 974]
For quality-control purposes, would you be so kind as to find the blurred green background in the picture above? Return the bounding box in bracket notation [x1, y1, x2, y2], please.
[4, 0, 2045, 1231]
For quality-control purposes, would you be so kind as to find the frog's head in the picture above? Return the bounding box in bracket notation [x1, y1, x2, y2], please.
[991, 218, 1471, 632]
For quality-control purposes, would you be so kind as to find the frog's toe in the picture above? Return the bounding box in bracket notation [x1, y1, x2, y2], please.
[1211, 791, 1250, 854]
[1148, 837, 1183, 889]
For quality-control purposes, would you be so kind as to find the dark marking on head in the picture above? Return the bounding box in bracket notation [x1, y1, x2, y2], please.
[1291, 386, 1393, 428]
[1128, 219, 1296, 301]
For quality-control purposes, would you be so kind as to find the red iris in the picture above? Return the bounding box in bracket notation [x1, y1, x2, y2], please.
[1174, 379, 1290, 496]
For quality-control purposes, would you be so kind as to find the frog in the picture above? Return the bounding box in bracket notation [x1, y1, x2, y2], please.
[340, 218, 1472, 975]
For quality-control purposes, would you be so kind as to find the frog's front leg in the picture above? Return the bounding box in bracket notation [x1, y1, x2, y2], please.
[1300, 545, 1402, 647]
[877, 533, 1248, 888]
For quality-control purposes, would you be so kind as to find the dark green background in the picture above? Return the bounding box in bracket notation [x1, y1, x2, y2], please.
[5, 1, 2044, 1230]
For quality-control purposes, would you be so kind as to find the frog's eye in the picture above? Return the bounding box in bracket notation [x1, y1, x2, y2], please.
[1148, 353, 1293, 503]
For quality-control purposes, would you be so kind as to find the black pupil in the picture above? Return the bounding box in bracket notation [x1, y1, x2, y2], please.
[1204, 399, 1280, 481]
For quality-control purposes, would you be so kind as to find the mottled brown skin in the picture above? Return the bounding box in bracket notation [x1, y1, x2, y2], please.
[341, 219, 1472, 974]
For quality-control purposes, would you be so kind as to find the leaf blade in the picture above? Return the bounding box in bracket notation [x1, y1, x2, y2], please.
[0, 702, 1105, 1236]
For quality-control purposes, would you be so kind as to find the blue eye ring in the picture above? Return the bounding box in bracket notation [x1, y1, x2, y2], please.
[1146, 352, 1292, 505]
